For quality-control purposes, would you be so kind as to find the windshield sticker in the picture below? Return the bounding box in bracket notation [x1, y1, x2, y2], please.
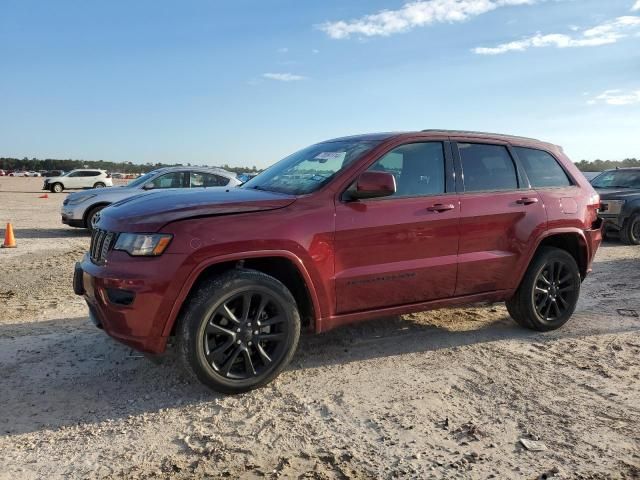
[314, 152, 345, 160]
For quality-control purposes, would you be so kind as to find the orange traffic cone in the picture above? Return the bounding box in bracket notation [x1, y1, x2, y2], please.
[2, 223, 16, 248]
[39, 193, 49, 199]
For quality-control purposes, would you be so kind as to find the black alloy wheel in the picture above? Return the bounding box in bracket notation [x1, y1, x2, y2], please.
[532, 260, 577, 322]
[178, 269, 300, 393]
[506, 247, 581, 331]
[203, 290, 288, 379]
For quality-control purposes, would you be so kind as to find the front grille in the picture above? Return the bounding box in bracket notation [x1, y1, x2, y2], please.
[90, 229, 116, 264]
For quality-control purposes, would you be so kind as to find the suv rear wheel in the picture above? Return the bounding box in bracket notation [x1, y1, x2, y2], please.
[620, 213, 640, 245]
[177, 269, 301, 394]
[93, 182, 106, 188]
[51, 183, 63, 193]
[506, 247, 580, 331]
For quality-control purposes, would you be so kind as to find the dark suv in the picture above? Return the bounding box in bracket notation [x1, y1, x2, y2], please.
[590, 168, 640, 244]
[74, 130, 602, 393]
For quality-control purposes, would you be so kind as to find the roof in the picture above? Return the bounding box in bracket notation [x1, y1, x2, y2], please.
[420, 129, 540, 142]
[320, 132, 401, 143]
[320, 130, 548, 145]
[147, 165, 236, 176]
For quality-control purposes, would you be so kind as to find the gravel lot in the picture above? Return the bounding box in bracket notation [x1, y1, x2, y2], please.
[1, 177, 639, 479]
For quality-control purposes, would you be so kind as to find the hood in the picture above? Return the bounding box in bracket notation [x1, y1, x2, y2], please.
[98, 187, 296, 232]
[594, 187, 640, 200]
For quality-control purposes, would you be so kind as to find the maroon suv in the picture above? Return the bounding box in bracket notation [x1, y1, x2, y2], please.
[75, 130, 602, 393]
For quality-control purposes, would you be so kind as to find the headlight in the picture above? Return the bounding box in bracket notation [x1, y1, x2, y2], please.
[600, 199, 625, 215]
[114, 233, 173, 256]
[66, 194, 96, 205]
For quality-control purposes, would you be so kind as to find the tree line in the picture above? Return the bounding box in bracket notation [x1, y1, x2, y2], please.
[573, 158, 639, 172]
[0, 157, 260, 175]
[1, 155, 638, 174]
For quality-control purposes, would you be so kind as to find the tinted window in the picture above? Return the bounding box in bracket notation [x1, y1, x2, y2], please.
[514, 147, 571, 188]
[149, 172, 187, 189]
[367, 142, 445, 197]
[82, 171, 100, 177]
[191, 172, 228, 187]
[592, 170, 640, 189]
[459, 143, 518, 192]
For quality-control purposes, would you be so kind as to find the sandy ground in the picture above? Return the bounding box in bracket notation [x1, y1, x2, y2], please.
[0, 177, 639, 479]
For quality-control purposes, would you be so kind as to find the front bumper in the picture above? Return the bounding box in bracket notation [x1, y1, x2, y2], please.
[61, 204, 85, 228]
[75, 252, 189, 354]
[598, 213, 625, 232]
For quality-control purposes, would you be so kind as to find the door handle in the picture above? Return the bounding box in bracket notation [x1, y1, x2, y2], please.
[516, 197, 539, 205]
[426, 203, 456, 212]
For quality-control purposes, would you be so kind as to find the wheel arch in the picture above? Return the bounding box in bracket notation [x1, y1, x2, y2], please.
[529, 230, 589, 280]
[82, 202, 112, 227]
[164, 251, 320, 338]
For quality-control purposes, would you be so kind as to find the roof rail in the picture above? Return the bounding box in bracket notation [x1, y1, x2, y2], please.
[420, 129, 540, 142]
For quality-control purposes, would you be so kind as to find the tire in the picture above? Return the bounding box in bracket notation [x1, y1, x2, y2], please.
[85, 205, 107, 230]
[93, 182, 106, 189]
[620, 213, 640, 245]
[506, 247, 581, 332]
[51, 183, 63, 193]
[177, 269, 301, 394]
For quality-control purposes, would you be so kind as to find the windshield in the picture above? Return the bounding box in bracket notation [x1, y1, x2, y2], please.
[242, 140, 380, 195]
[126, 171, 158, 188]
[592, 170, 640, 189]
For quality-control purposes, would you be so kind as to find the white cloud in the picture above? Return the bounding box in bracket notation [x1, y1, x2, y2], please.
[632, 1, 640, 12]
[262, 73, 306, 82]
[318, 0, 539, 39]
[587, 89, 640, 106]
[277, 47, 289, 53]
[474, 15, 640, 54]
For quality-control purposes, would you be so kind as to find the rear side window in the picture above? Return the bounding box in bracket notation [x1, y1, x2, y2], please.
[149, 172, 187, 189]
[80, 171, 100, 177]
[514, 147, 571, 188]
[458, 143, 518, 192]
[191, 172, 229, 187]
[367, 142, 446, 197]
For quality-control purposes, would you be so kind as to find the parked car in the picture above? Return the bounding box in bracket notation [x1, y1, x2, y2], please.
[75, 130, 602, 393]
[43, 169, 113, 193]
[581, 171, 601, 181]
[0, 169, 5, 176]
[62, 167, 241, 229]
[25, 171, 41, 177]
[44, 170, 66, 177]
[591, 168, 640, 244]
[9, 171, 27, 177]
[237, 172, 258, 183]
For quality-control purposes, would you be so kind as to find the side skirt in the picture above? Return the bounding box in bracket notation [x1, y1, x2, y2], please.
[316, 289, 514, 333]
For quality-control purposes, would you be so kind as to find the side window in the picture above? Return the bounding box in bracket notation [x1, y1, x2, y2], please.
[191, 172, 228, 187]
[84, 171, 100, 177]
[67, 171, 80, 177]
[514, 147, 572, 188]
[458, 143, 518, 192]
[367, 142, 446, 198]
[148, 172, 186, 189]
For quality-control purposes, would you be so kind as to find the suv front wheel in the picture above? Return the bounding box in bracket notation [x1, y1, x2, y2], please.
[506, 247, 581, 331]
[177, 269, 301, 394]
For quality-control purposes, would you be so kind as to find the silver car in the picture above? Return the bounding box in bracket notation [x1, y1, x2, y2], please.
[61, 166, 242, 229]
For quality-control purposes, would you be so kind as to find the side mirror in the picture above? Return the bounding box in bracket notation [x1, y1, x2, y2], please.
[142, 183, 155, 190]
[348, 171, 396, 200]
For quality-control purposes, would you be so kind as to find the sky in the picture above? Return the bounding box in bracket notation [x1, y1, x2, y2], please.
[1, 0, 639, 168]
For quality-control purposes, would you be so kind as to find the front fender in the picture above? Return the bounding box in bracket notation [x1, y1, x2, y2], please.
[160, 250, 324, 338]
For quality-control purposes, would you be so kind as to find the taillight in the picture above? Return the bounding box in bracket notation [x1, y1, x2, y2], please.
[106, 173, 111, 178]
[587, 191, 600, 228]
